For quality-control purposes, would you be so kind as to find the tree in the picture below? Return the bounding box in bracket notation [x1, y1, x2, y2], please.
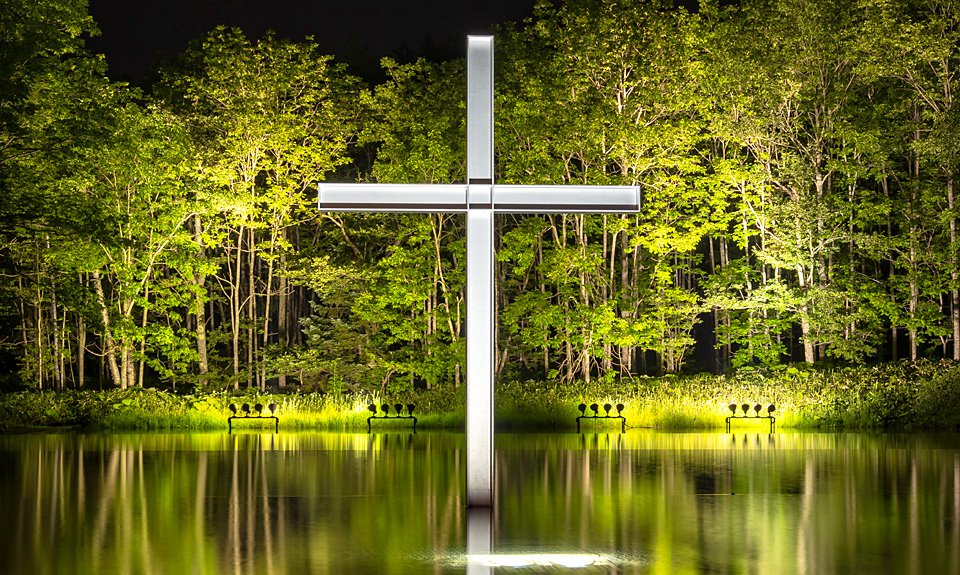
[703, 0, 876, 365]
[496, 0, 716, 376]
[159, 28, 361, 389]
[0, 0, 102, 388]
[858, 0, 960, 359]
[347, 58, 467, 390]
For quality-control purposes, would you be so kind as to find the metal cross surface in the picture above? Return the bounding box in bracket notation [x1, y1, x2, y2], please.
[318, 36, 640, 508]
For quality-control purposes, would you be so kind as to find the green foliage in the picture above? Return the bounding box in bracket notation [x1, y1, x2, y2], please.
[362, 58, 466, 183]
[9, 0, 960, 393]
[704, 261, 795, 367]
[3, 361, 959, 431]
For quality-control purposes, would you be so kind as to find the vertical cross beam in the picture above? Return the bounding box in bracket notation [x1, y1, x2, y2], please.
[317, 35, 640, 511]
[465, 36, 494, 508]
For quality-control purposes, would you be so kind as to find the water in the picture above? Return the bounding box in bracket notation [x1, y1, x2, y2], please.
[1, 430, 958, 574]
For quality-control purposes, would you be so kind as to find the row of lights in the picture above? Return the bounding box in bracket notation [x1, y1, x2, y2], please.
[227, 402, 279, 433]
[728, 403, 776, 417]
[368, 403, 417, 417]
[577, 403, 625, 417]
[228, 403, 278, 417]
[367, 402, 417, 432]
[576, 402, 627, 432]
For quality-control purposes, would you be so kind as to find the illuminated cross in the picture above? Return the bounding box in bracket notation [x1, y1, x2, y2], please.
[318, 36, 640, 508]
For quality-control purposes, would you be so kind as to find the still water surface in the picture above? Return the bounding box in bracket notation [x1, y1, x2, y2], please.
[1, 431, 958, 574]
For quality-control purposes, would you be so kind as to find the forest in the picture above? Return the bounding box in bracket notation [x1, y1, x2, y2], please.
[3, 0, 960, 395]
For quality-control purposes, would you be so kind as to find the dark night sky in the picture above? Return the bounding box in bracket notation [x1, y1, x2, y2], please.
[86, 0, 537, 83]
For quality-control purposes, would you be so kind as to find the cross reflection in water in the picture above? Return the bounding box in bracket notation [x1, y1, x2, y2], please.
[465, 508, 609, 572]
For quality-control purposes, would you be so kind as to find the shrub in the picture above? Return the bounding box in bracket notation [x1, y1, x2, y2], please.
[2, 360, 959, 431]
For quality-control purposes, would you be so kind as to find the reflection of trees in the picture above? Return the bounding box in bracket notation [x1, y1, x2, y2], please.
[494, 433, 960, 574]
[2, 433, 959, 573]
[5, 433, 466, 574]
[214, 433, 467, 574]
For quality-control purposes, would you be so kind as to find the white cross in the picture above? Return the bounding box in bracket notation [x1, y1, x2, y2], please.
[318, 36, 640, 508]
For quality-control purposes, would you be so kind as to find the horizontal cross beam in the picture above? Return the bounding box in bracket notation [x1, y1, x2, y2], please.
[317, 183, 641, 213]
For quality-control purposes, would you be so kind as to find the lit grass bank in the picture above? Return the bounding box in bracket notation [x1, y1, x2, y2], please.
[2, 361, 959, 432]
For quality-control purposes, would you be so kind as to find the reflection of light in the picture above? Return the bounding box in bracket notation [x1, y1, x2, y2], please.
[468, 553, 602, 568]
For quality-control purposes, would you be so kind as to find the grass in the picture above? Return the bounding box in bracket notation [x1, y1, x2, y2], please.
[1, 360, 959, 432]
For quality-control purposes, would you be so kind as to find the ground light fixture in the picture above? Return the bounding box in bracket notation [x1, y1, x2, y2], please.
[227, 401, 279, 433]
[366, 402, 418, 432]
[576, 401, 627, 432]
[725, 402, 777, 433]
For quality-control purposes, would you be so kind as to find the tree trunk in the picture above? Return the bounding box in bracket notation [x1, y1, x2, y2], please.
[797, 266, 815, 364]
[192, 215, 209, 387]
[123, 338, 135, 390]
[618, 219, 631, 375]
[277, 249, 288, 388]
[17, 277, 32, 385]
[44, 233, 62, 389]
[49, 284, 62, 390]
[138, 289, 148, 387]
[230, 227, 244, 390]
[577, 215, 591, 384]
[35, 282, 43, 389]
[538, 236, 549, 379]
[247, 226, 256, 389]
[92, 271, 124, 389]
[77, 307, 86, 389]
[602, 216, 613, 373]
[908, 229, 919, 362]
[261, 232, 276, 390]
[949, 175, 959, 360]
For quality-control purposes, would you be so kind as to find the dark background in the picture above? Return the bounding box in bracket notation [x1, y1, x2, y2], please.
[86, 0, 537, 83]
